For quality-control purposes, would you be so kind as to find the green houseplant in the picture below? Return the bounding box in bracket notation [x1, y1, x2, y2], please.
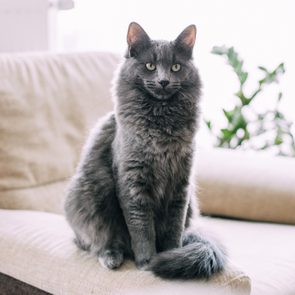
[206, 46, 295, 157]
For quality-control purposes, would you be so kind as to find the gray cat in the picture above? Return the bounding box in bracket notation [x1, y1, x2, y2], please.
[64, 22, 226, 279]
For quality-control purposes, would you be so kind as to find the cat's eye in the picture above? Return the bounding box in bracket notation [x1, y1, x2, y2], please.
[171, 64, 181, 72]
[146, 63, 156, 71]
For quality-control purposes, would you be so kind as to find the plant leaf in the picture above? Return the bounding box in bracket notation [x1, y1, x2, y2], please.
[277, 92, 283, 102]
[211, 45, 228, 55]
[222, 109, 234, 122]
[221, 128, 233, 140]
[258, 66, 268, 73]
[259, 63, 285, 86]
[205, 120, 212, 130]
[210, 45, 294, 157]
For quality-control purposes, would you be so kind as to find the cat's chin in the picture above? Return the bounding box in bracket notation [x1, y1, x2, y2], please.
[150, 94, 172, 101]
[146, 89, 177, 102]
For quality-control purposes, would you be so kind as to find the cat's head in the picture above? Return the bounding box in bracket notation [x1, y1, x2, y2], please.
[119, 22, 199, 101]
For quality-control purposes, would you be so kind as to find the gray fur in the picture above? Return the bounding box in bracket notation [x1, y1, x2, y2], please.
[64, 22, 226, 278]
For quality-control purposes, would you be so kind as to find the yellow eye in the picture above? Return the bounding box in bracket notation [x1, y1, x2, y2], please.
[146, 63, 156, 71]
[171, 64, 181, 72]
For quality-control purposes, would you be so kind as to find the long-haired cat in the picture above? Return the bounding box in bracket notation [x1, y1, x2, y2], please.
[64, 22, 226, 279]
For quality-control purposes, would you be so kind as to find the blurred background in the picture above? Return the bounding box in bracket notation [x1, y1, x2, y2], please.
[1, 0, 294, 155]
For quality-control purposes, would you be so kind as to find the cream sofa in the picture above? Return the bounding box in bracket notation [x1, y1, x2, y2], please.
[0, 52, 295, 295]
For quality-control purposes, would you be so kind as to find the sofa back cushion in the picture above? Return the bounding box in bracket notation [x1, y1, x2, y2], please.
[0, 52, 120, 213]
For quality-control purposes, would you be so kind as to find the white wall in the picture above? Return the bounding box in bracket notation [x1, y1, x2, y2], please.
[0, 0, 48, 52]
[56, 0, 295, 145]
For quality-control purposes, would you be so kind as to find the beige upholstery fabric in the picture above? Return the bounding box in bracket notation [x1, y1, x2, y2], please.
[0, 179, 67, 213]
[0, 52, 119, 211]
[203, 216, 295, 295]
[197, 148, 295, 224]
[0, 209, 250, 295]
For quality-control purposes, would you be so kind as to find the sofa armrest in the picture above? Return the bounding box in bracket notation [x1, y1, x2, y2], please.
[197, 148, 295, 224]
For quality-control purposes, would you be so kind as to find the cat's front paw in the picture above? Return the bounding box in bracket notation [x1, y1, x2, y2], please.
[135, 255, 153, 270]
[98, 249, 124, 270]
[134, 245, 156, 270]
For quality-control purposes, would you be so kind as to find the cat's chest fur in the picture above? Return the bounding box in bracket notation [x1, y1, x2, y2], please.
[117, 100, 194, 158]
[114, 106, 194, 202]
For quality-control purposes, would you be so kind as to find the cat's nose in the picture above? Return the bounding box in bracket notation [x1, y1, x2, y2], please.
[158, 80, 170, 88]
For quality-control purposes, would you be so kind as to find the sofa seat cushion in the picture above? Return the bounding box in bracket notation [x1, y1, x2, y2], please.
[0, 210, 250, 295]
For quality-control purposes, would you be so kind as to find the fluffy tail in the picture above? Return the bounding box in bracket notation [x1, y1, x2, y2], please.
[148, 232, 227, 279]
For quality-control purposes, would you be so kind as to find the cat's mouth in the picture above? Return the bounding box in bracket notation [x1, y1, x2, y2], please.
[150, 91, 176, 101]
[144, 84, 179, 101]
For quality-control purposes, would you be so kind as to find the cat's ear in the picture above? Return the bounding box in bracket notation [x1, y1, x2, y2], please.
[174, 25, 197, 58]
[126, 22, 151, 58]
